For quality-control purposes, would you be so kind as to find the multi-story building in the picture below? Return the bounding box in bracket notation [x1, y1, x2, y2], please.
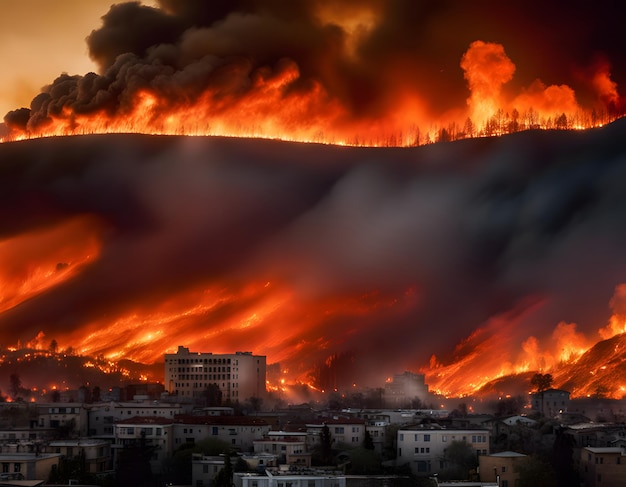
[396, 426, 490, 476]
[384, 372, 431, 408]
[580, 446, 626, 487]
[164, 346, 266, 403]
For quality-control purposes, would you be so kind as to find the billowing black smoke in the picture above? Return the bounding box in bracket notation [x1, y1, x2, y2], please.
[4, 0, 626, 132]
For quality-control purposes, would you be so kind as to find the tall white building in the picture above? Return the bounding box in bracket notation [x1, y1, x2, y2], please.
[164, 346, 266, 403]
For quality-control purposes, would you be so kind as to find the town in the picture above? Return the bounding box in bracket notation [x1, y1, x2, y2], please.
[1, 346, 625, 487]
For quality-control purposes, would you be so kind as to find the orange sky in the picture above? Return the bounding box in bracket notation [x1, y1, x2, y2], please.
[0, 1, 157, 117]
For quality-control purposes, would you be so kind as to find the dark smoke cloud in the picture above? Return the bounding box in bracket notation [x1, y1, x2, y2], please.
[4, 0, 625, 131]
[2, 120, 626, 386]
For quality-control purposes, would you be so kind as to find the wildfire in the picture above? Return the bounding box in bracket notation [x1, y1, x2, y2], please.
[2, 40, 622, 146]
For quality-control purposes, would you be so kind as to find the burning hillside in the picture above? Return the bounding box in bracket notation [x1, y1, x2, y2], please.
[1, 119, 626, 398]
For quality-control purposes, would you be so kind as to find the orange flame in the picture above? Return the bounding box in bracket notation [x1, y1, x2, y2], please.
[0, 216, 102, 314]
[2, 41, 622, 145]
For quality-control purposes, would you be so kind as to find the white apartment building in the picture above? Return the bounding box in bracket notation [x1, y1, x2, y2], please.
[164, 346, 267, 403]
[396, 426, 490, 476]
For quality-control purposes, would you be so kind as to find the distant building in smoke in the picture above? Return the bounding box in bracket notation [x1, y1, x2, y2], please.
[384, 371, 431, 408]
[529, 388, 570, 417]
[164, 346, 266, 404]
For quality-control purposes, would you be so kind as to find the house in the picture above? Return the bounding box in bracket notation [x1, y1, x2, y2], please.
[306, 418, 366, 450]
[478, 451, 527, 487]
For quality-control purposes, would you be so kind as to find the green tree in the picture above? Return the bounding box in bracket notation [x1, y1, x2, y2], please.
[440, 440, 478, 481]
[346, 447, 382, 474]
[515, 455, 557, 487]
[214, 453, 233, 487]
[531, 373, 553, 392]
[316, 424, 334, 466]
[116, 431, 155, 487]
[363, 430, 375, 450]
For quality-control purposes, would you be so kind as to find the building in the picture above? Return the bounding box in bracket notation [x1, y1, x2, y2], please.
[396, 426, 490, 476]
[164, 346, 267, 403]
[173, 415, 270, 452]
[35, 403, 88, 437]
[478, 451, 527, 487]
[47, 439, 111, 474]
[306, 418, 367, 450]
[579, 447, 626, 487]
[529, 388, 570, 417]
[87, 400, 185, 438]
[384, 372, 430, 408]
[113, 416, 174, 473]
[253, 431, 310, 467]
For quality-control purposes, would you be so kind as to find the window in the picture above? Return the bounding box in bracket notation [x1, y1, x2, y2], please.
[399, 434, 404, 441]
[501, 466, 506, 473]
[14, 463, 21, 473]
[424, 434, 430, 442]
[442, 435, 447, 442]
[335, 427, 344, 434]
[2, 463, 8, 473]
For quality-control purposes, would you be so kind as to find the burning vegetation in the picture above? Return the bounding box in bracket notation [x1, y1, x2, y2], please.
[1, 2, 624, 144]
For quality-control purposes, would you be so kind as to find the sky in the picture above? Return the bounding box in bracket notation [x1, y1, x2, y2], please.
[1, 1, 626, 396]
[0, 0, 156, 117]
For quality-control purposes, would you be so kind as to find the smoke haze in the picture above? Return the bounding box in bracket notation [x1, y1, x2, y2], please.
[2, 119, 626, 391]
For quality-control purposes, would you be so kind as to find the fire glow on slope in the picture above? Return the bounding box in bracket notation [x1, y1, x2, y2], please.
[3, 118, 626, 399]
[0, 216, 101, 314]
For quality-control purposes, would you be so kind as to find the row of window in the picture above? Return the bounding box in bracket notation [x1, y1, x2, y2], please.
[175, 358, 232, 364]
[333, 427, 360, 434]
[175, 366, 231, 373]
[399, 433, 487, 443]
